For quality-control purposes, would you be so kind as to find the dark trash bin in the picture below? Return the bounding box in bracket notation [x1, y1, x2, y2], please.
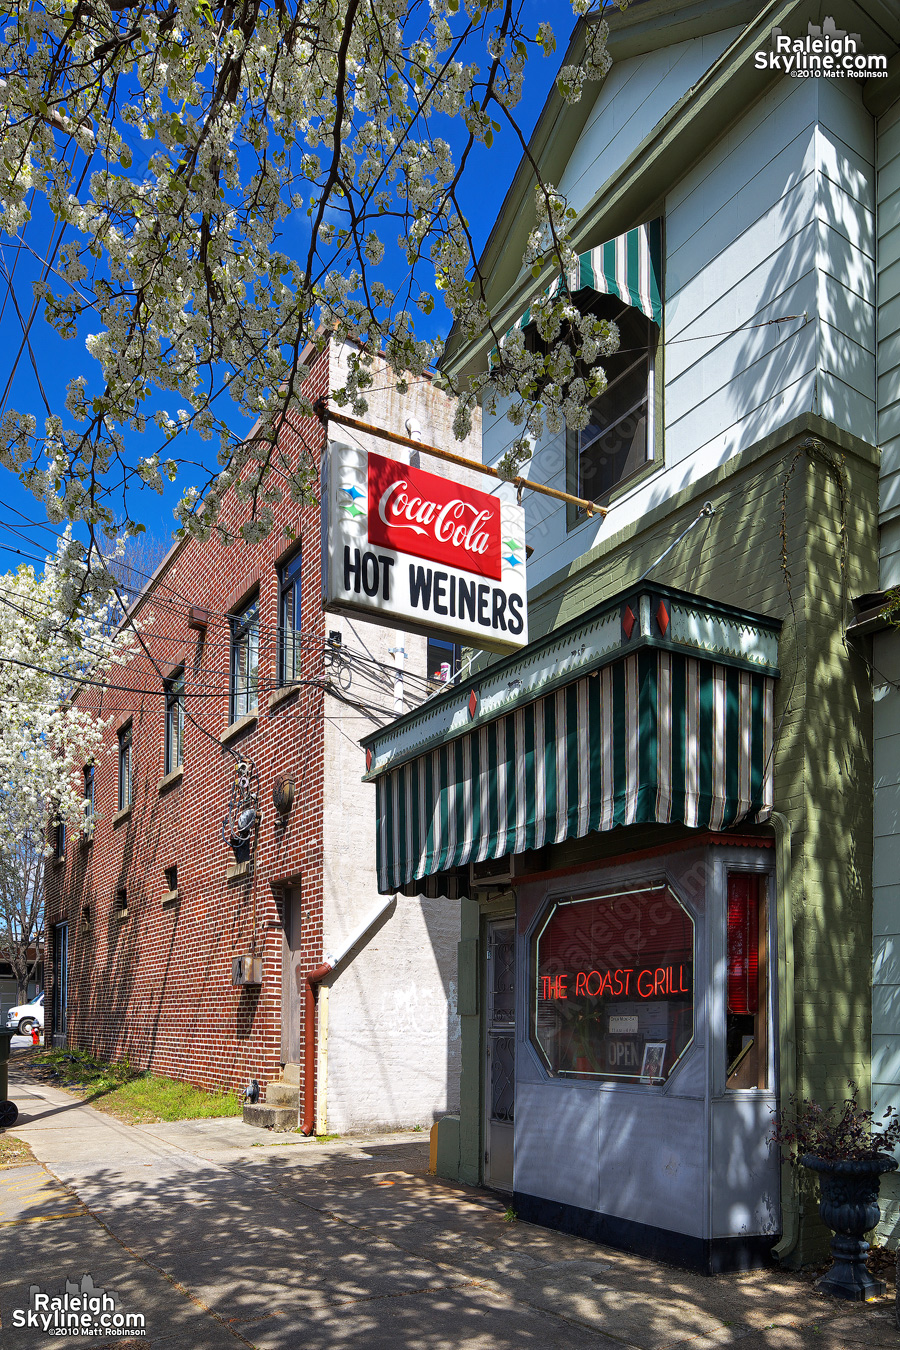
[0, 1029, 19, 1126]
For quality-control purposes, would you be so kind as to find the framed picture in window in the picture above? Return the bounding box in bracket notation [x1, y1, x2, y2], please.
[640, 1041, 667, 1083]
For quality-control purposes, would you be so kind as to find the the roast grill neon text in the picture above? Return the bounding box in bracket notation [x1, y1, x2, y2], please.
[541, 965, 691, 1000]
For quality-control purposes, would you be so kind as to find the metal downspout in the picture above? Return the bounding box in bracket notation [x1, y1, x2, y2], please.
[770, 811, 798, 1262]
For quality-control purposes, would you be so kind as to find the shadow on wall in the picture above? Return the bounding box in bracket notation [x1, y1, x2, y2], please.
[62, 767, 238, 1084]
[420, 894, 463, 1116]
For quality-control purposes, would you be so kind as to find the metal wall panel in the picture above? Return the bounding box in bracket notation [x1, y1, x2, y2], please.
[514, 846, 778, 1244]
[515, 1080, 601, 1213]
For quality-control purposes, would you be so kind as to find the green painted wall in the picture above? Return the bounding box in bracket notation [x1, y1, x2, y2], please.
[446, 413, 880, 1265]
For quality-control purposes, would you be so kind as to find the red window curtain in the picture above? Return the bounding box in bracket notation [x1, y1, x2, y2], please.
[727, 874, 759, 1015]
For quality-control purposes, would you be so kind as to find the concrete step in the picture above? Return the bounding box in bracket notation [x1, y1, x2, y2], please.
[242, 1103, 298, 1132]
[281, 1063, 301, 1086]
[265, 1083, 301, 1107]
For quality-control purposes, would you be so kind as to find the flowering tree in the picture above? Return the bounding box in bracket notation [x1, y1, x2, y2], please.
[0, 821, 44, 1005]
[0, 540, 129, 997]
[0, 0, 623, 573]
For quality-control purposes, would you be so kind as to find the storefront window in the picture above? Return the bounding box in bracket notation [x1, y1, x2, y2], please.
[726, 873, 768, 1090]
[531, 884, 694, 1083]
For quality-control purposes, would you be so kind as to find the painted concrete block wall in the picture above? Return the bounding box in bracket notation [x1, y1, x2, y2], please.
[321, 896, 462, 1133]
[317, 341, 475, 1131]
[319, 607, 463, 1133]
[872, 94, 900, 1241]
[481, 74, 876, 596]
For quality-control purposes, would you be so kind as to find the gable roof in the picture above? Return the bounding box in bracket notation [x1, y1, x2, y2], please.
[441, 0, 900, 380]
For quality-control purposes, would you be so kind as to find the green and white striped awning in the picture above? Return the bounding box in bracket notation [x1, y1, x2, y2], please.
[364, 586, 779, 895]
[502, 217, 663, 348]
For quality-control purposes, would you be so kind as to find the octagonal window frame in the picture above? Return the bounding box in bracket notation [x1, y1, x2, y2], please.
[529, 879, 697, 1087]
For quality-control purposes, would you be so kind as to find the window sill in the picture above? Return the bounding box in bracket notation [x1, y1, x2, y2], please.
[226, 860, 253, 883]
[162, 888, 180, 907]
[567, 458, 664, 533]
[113, 805, 132, 828]
[158, 765, 184, 794]
[52, 854, 65, 868]
[80, 829, 93, 848]
[268, 684, 299, 713]
[115, 909, 129, 921]
[220, 712, 258, 746]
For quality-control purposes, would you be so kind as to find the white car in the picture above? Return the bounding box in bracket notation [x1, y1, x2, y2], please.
[5, 992, 44, 1035]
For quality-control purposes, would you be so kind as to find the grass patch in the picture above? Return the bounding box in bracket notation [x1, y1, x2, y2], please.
[0, 1134, 35, 1167]
[32, 1048, 242, 1125]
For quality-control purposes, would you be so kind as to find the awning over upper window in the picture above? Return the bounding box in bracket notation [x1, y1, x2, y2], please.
[362, 584, 780, 895]
[502, 218, 663, 348]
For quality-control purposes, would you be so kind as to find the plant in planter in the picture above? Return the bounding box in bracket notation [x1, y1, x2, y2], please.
[770, 1082, 900, 1302]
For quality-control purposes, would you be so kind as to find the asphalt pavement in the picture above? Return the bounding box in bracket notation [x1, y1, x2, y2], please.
[1, 1057, 898, 1349]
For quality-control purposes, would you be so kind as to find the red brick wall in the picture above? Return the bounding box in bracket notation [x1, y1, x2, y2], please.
[44, 347, 331, 1103]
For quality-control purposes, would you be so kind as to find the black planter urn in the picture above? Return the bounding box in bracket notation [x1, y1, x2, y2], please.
[802, 1154, 898, 1301]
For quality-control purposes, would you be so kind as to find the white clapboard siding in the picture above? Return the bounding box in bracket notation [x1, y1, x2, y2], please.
[556, 30, 743, 220]
[872, 93, 900, 1243]
[481, 65, 877, 596]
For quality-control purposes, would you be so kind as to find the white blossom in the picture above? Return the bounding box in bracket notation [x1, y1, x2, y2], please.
[0, 0, 620, 563]
[0, 533, 132, 860]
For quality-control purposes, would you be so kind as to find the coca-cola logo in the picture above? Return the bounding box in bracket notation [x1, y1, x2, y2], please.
[367, 451, 501, 579]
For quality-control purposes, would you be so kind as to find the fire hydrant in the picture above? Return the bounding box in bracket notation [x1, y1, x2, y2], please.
[0, 1030, 19, 1127]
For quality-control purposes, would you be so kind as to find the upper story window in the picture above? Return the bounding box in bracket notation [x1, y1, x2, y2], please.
[230, 595, 259, 720]
[118, 723, 132, 811]
[165, 669, 185, 774]
[53, 816, 66, 858]
[83, 765, 94, 824]
[277, 553, 302, 686]
[566, 295, 659, 525]
[427, 635, 461, 684]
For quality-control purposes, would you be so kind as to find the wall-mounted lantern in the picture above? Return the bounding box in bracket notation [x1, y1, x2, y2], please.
[273, 774, 295, 815]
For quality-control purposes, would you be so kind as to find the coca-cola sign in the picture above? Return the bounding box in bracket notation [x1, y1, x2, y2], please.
[323, 441, 528, 655]
[367, 451, 502, 580]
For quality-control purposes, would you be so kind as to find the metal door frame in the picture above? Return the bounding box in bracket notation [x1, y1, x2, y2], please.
[484, 914, 516, 1191]
[52, 922, 68, 1047]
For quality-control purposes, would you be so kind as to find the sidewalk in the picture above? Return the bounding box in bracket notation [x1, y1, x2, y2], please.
[1, 1064, 898, 1349]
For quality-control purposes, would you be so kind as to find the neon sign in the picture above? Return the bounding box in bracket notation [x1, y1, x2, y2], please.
[540, 965, 691, 1001]
[531, 885, 695, 1084]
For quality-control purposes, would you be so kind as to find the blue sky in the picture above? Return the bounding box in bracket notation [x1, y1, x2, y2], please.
[0, 9, 563, 578]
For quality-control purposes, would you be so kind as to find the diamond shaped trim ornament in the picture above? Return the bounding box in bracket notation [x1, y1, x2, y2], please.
[468, 689, 478, 720]
[656, 601, 670, 637]
[365, 748, 373, 772]
[622, 605, 636, 640]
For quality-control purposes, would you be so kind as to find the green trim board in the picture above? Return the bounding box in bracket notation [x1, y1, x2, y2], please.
[362, 582, 781, 780]
[373, 646, 775, 892]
